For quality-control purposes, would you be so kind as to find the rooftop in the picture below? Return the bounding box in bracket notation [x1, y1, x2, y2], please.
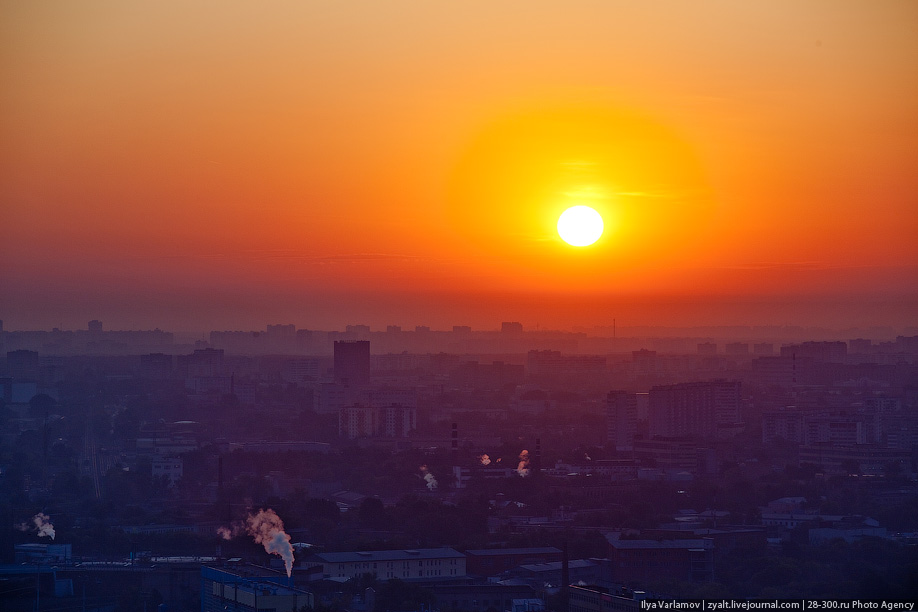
[312, 548, 464, 563]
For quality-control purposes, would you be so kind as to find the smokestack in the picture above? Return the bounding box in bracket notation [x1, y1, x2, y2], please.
[218, 456, 230, 522]
[560, 540, 570, 612]
[451, 422, 458, 464]
[534, 438, 541, 475]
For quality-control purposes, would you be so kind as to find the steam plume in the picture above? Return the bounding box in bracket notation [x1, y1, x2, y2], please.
[217, 526, 235, 540]
[245, 509, 295, 577]
[478, 454, 491, 466]
[517, 450, 530, 477]
[419, 465, 438, 490]
[18, 513, 55, 539]
[34, 513, 55, 539]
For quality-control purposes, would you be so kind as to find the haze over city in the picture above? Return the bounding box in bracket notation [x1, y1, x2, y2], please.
[1, 2, 917, 611]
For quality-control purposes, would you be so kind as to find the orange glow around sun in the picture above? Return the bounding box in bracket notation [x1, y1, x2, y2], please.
[446, 105, 714, 291]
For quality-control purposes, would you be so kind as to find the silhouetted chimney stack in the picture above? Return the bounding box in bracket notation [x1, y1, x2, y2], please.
[560, 540, 570, 612]
[534, 437, 541, 475]
[451, 422, 458, 464]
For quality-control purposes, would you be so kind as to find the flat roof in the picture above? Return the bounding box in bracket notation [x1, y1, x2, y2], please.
[313, 548, 464, 563]
[609, 539, 712, 550]
[517, 560, 597, 573]
[464, 548, 561, 557]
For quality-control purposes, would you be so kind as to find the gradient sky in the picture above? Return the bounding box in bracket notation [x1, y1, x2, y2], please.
[2, 1, 916, 331]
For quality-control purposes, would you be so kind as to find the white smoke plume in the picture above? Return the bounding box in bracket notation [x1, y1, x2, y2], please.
[18, 513, 55, 539]
[34, 513, 55, 539]
[517, 450, 530, 477]
[478, 454, 491, 466]
[245, 509, 295, 577]
[419, 465, 438, 490]
[217, 526, 236, 540]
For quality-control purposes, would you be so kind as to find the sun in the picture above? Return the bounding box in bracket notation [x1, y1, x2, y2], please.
[557, 205, 604, 247]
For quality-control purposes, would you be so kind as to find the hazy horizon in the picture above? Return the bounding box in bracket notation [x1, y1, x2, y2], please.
[2, 1, 916, 336]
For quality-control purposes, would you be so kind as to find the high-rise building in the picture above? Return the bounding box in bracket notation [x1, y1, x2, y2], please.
[265, 323, 296, 353]
[606, 390, 638, 451]
[649, 380, 741, 439]
[725, 342, 749, 356]
[334, 340, 370, 385]
[697, 342, 717, 355]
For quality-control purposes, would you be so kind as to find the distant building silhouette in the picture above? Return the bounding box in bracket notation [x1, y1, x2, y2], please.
[334, 340, 370, 385]
[607, 391, 638, 451]
[697, 342, 717, 355]
[780, 341, 847, 363]
[502, 321, 523, 336]
[725, 342, 749, 356]
[649, 380, 741, 439]
[265, 323, 296, 352]
[88, 320, 103, 333]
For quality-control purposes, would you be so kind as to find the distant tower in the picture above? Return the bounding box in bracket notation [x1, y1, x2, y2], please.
[560, 540, 570, 612]
[451, 423, 459, 464]
[533, 438, 542, 475]
[334, 340, 370, 386]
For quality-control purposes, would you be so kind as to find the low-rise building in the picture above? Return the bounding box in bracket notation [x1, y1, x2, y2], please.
[306, 548, 466, 581]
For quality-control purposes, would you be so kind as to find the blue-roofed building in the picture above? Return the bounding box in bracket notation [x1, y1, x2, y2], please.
[201, 566, 313, 612]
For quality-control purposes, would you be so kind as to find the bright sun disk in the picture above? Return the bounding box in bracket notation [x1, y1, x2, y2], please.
[557, 205, 603, 246]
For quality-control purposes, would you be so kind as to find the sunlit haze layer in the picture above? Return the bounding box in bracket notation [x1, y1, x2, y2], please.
[2, 1, 916, 331]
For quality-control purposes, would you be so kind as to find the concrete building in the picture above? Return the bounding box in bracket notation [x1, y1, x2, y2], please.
[648, 380, 741, 440]
[282, 357, 321, 384]
[607, 539, 714, 585]
[339, 403, 416, 439]
[569, 585, 645, 612]
[607, 391, 638, 451]
[334, 340, 370, 386]
[430, 584, 540, 612]
[201, 566, 312, 612]
[464, 548, 561, 577]
[151, 457, 183, 486]
[780, 341, 847, 363]
[724, 342, 749, 356]
[697, 342, 717, 356]
[306, 548, 465, 581]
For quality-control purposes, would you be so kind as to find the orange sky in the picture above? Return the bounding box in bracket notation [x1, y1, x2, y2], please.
[1, 1, 916, 331]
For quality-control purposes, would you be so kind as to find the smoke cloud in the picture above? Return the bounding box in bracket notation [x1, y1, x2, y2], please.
[517, 450, 530, 477]
[217, 526, 235, 540]
[17, 513, 55, 539]
[478, 454, 491, 466]
[419, 465, 438, 490]
[243, 509, 295, 577]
